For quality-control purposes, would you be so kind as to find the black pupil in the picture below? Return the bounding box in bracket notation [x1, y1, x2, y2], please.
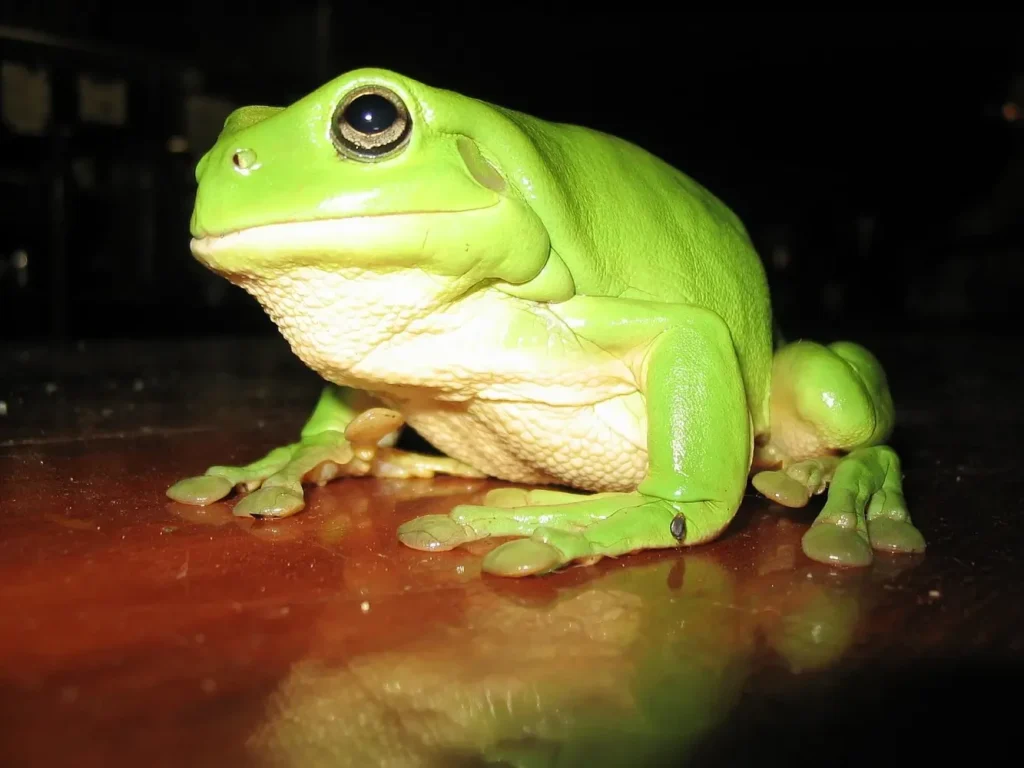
[343, 94, 397, 135]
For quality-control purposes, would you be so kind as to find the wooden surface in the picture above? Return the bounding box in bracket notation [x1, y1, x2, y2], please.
[1, 335, 1022, 767]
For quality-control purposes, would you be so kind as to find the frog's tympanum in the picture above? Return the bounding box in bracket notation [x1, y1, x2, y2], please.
[168, 68, 926, 576]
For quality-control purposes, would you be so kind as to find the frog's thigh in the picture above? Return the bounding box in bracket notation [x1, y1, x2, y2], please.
[398, 304, 752, 577]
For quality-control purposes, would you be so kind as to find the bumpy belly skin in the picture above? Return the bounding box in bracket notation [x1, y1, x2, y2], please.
[398, 394, 650, 493]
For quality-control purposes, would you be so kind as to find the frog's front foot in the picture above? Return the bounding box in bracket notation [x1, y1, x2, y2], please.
[167, 408, 485, 519]
[398, 488, 725, 578]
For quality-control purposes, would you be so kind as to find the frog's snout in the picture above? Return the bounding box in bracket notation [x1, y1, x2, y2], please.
[194, 151, 211, 184]
[195, 146, 261, 186]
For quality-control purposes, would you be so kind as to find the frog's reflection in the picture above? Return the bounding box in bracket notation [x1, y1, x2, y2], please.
[167, 482, 920, 767]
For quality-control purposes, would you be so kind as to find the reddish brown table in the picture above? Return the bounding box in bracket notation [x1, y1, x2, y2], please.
[1, 336, 1021, 766]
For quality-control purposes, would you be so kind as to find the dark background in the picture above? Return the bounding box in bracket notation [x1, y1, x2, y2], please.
[0, 11, 1022, 765]
[1, 8, 1022, 343]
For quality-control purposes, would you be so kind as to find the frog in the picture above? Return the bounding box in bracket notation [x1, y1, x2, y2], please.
[167, 67, 926, 577]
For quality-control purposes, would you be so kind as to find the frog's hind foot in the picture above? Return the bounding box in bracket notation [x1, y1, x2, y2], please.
[801, 445, 925, 568]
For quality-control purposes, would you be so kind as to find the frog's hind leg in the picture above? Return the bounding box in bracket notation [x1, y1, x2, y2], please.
[752, 341, 925, 567]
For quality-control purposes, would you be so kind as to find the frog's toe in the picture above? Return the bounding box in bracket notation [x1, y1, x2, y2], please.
[233, 486, 305, 519]
[752, 470, 811, 508]
[397, 514, 475, 551]
[802, 523, 873, 567]
[167, 475, 234, 506]
[480, 487, 593, 508]
[868, 518, 926, 554]
[482, 539, 565, 577]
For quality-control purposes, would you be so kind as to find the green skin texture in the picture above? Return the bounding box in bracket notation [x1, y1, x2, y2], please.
[168, 67, 926, 577]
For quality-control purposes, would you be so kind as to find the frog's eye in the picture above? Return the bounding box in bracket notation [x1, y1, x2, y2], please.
[331, 86, 411, 161]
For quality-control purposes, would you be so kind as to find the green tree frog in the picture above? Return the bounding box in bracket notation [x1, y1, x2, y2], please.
[168, 67, 926, 577]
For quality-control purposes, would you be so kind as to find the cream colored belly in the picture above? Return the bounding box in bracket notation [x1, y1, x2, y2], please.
[398, 393, 649, 492]
[236, 265, 651, 491]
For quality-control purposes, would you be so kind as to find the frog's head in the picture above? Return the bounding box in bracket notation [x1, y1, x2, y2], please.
[190, 68, 575, 311]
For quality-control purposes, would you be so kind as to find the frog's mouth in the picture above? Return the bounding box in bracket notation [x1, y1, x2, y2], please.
[190, 200, 550, 291]
[191, 211, 479, 277]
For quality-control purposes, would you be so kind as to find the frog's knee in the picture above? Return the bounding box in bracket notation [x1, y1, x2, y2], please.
[828, 342, 895, 445]
[770, 340, 892, 459]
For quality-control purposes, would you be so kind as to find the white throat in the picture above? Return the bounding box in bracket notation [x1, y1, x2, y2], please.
[233, 264, 468, 387]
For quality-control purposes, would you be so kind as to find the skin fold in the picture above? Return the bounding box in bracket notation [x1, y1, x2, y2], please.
[167, 67, 925, 577]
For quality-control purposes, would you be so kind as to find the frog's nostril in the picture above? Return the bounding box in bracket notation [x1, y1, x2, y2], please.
[232, 149, 259, 172]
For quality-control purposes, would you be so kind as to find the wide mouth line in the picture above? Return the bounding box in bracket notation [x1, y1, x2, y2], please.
[193, 202, 500, 243]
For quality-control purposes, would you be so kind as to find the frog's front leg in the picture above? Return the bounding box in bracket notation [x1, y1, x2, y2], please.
[167, 384, 485, 518]
[752, 340, 926, 566]
[398, 304, 752, 577]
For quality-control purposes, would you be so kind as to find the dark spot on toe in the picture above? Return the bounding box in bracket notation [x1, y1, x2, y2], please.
[670, 514, 686, 541]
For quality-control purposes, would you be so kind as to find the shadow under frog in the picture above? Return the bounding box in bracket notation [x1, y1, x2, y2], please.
[172, 492, 920, 768]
